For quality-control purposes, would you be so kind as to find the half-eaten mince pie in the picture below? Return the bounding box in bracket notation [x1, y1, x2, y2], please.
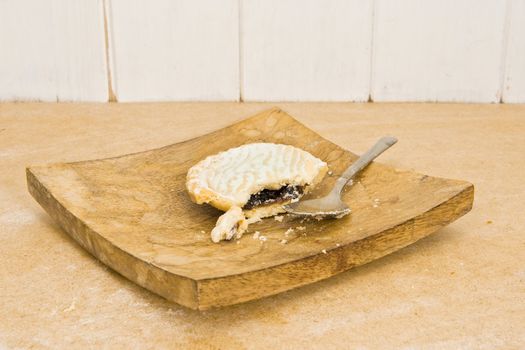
[186, 143, 328, 242]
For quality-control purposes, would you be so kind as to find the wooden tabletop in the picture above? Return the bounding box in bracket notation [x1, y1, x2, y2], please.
[1, 102, 524, 349]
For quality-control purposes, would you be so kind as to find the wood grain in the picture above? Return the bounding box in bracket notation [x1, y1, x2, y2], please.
[0, 0, 522, 103]
[0, 0, 108, 102]
[371, 0, 507, 102]
[4, 102, 523, 348]
[107, 0, 239, 101]
[502, 0, 525, 103]
[241, 0, 372, 101]
[26, 108, 474, 310]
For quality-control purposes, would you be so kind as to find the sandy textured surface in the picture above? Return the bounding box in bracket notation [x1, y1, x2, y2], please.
[1, 103, 524, 349]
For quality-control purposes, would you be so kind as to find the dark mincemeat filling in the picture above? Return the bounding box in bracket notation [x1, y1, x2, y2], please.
[243, 185, 304, 210]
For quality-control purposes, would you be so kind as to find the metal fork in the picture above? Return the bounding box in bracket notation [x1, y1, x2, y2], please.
[283, 136, 398, 218]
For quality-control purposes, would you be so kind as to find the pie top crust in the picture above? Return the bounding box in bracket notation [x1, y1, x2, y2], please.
[186, 143, 328, 217]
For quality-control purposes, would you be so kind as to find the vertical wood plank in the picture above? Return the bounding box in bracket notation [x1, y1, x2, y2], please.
[0, 0, 108, 102]
[371, 0, 507, 103]
[108, 0, 239, 101]
[241, 0, 372, 102]
[502, 0, 525, 103]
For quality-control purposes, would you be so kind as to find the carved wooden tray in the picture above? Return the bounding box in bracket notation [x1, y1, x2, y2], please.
[27, 108, 474, 310]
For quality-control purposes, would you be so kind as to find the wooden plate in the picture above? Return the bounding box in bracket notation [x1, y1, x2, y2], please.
[27, 108, 474, 310]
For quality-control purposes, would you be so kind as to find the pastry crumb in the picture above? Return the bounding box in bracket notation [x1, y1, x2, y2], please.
[200, 230, 205, 234]
[210, 206, 247, 243]
[328, 170, 333, 175]
[246, 216, 261, 225]
[336, 243, 341, 247]
[252, 231, 260, 239]
[274, 215, 284, 222]
[236, 240, 240, 244]
[280, 239, 287, 244]
[284, 228, 294, 236]
[321, 249, 327, 254]
[296, 226, 306, 231]
[259, 235, 267, 242]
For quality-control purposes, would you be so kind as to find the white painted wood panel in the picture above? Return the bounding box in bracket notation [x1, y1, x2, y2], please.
[241, 0, 372, 101]
[502, 0, 525, 103]
[0, 0, 108, 102]
[371, 0, 507, 102]
[108, 0, 239, 101]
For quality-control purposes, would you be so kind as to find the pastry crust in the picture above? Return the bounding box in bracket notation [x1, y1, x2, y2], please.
[186, 143, 328, 218]
[210, 206, 248, 243]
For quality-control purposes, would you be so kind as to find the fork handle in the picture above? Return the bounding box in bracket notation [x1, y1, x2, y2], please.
[332, 136, 398, 194]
